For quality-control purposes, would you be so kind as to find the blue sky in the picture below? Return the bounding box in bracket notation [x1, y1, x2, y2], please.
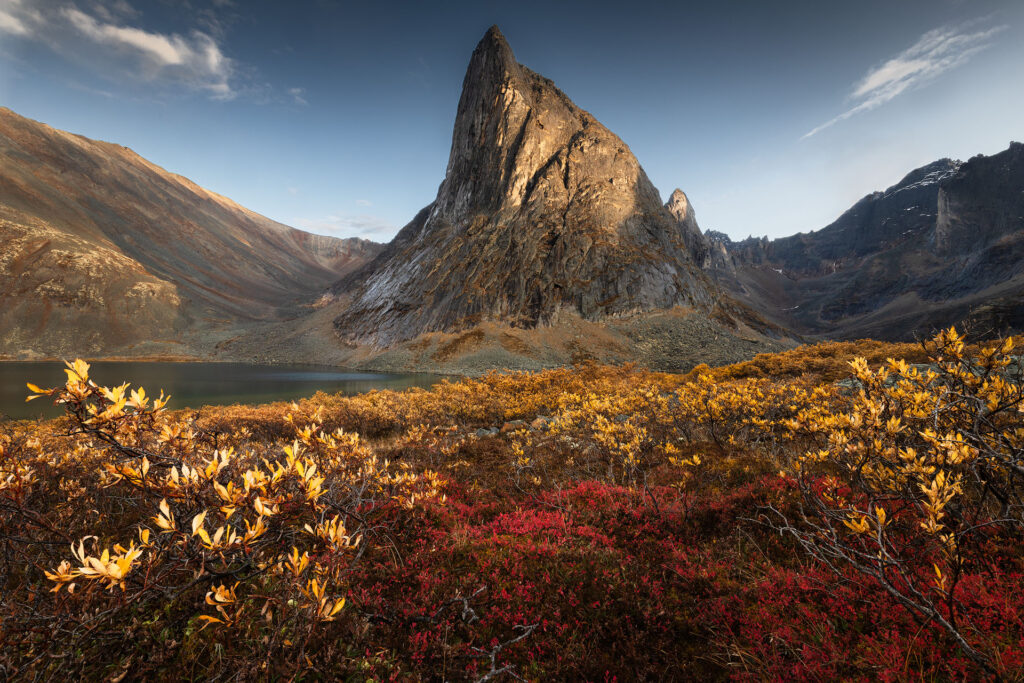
[1, 0, 1022, 242]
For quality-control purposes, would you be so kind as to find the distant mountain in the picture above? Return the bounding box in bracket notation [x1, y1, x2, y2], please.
[0, 107, 380, 358]
[706, 143, 1024, 340]
[332, 26, 725, 347]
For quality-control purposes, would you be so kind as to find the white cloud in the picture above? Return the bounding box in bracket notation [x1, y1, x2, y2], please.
[294, 214, 396, 241]
[0, 10, 29, 35]
[0, 1, 236, 99]
[0, 0, 39, 36]
[65, 8, 183, 65]
[287, 86, 307, 105]
[355, 199, 372, 207]
[803, 21, 1007, 139]
[61, 6, 233, 97]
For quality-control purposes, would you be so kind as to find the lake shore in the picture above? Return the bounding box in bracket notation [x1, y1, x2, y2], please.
[0, 361, 442, 421]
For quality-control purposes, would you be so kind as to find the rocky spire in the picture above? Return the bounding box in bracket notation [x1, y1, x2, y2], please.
[464, 25, 518, 87]
[334, 26, 719, 346]
[665, 188, 711, 267]
[665, 188, 694, 222]
[433, 25, 526, 219]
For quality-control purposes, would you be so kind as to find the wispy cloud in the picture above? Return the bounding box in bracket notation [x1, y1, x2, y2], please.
[89, 0, 139, 23]
[803, 20, 1007, 139]
[294, 214, 396, 241]
[0, 0, 39, 36]
[287, 87, 308, 105]
[0, 0, 236, 99]
[0, 11, 29, 35]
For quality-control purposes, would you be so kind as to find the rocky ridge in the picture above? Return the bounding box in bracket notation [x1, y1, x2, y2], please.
[704, 143, 1024, 340]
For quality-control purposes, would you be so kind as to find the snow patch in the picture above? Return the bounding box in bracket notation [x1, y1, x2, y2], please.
[883, 164, 961, 199]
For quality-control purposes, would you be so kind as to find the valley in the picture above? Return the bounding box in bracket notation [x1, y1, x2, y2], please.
[1, 12, 1023, 681]
[2, 28, 1021, 373]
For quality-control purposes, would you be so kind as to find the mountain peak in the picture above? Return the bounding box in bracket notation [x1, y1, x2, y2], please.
[666, 189, 693, 221]
[462, 25, 518, 92]
[479, 25, 512, 56]
[664, 188, 711, 266]
[334, 27, 718, 346]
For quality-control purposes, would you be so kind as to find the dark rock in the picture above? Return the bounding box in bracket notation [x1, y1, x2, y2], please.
[706, 144, 1024, 341]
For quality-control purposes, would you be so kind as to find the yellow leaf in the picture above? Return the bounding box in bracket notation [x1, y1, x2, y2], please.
[196, 615, 224, 630]
[64, 359, 90, 382]
[191, 510, 207, 536]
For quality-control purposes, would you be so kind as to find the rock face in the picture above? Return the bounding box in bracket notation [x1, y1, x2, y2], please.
[706, 143, 1024, 340]
[665, 188, 712, 268]
[334, 26, 717, 346]
[0, 107, 381, 357]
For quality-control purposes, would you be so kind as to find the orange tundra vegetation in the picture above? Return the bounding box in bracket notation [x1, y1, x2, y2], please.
[1, 330, 1023, 680]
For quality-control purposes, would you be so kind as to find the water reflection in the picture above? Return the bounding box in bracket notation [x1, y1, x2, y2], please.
[0, 362, 443, 421]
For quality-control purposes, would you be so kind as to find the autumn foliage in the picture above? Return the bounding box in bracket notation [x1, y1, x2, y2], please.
[1, 331, 1023, 680]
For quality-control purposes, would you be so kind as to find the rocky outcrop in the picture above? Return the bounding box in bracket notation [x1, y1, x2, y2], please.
[334, 26, 718, 346]
[665, 189, 712, 268]
[0, 107, 381, 357]
[935, 142, 1024, 256]
[761, 158, 959, 276]
[706, 143, 1024, 340]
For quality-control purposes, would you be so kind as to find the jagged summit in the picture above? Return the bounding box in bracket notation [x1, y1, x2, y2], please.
[703, 142, 1024, 341]
[471, 25, 517, 78]
[664, 188, 711, 267]
[334, 26, 718, 346]
[433, 24, 599, 224]
[665, 189, 693, 221]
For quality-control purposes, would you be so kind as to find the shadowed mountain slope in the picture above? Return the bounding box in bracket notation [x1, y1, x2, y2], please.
[707, 143, 1024, 340]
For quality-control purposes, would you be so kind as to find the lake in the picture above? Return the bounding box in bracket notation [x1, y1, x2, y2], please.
[0, 362, 443, 421]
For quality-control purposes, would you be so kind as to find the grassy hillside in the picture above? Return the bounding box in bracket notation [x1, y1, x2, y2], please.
[1, 330, 1023, 680]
